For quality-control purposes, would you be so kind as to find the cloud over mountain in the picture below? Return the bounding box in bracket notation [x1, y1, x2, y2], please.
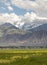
[0, 12, 47, 29]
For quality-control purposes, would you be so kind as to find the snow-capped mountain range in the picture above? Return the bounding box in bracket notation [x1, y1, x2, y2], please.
[0, 12, 47, 30]
[0, 18, 47, 31]
[5, 18, 47, 30]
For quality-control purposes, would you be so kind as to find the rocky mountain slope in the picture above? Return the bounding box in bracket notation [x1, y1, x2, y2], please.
[0, 23, 47, 47]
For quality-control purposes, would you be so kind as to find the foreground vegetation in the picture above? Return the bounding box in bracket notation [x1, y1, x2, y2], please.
[0, 49, 47, 65]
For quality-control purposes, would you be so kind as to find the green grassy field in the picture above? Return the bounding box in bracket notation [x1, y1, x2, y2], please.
[0, 49, 47, 65]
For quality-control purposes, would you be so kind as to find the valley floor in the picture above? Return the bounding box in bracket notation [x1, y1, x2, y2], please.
[0, 49, 47, 65]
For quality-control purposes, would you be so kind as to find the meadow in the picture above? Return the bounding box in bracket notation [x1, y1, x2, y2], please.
[0, 49, 47, 65]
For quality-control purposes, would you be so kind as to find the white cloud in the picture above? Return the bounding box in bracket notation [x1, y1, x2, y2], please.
[24, 12, 37, 22]
[11, 0, 38, 10]
[0, 13, 21, 24]
[11, 0, 47, 17]
[8, 6, 13, 11]
[5, 1, 13, 11]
